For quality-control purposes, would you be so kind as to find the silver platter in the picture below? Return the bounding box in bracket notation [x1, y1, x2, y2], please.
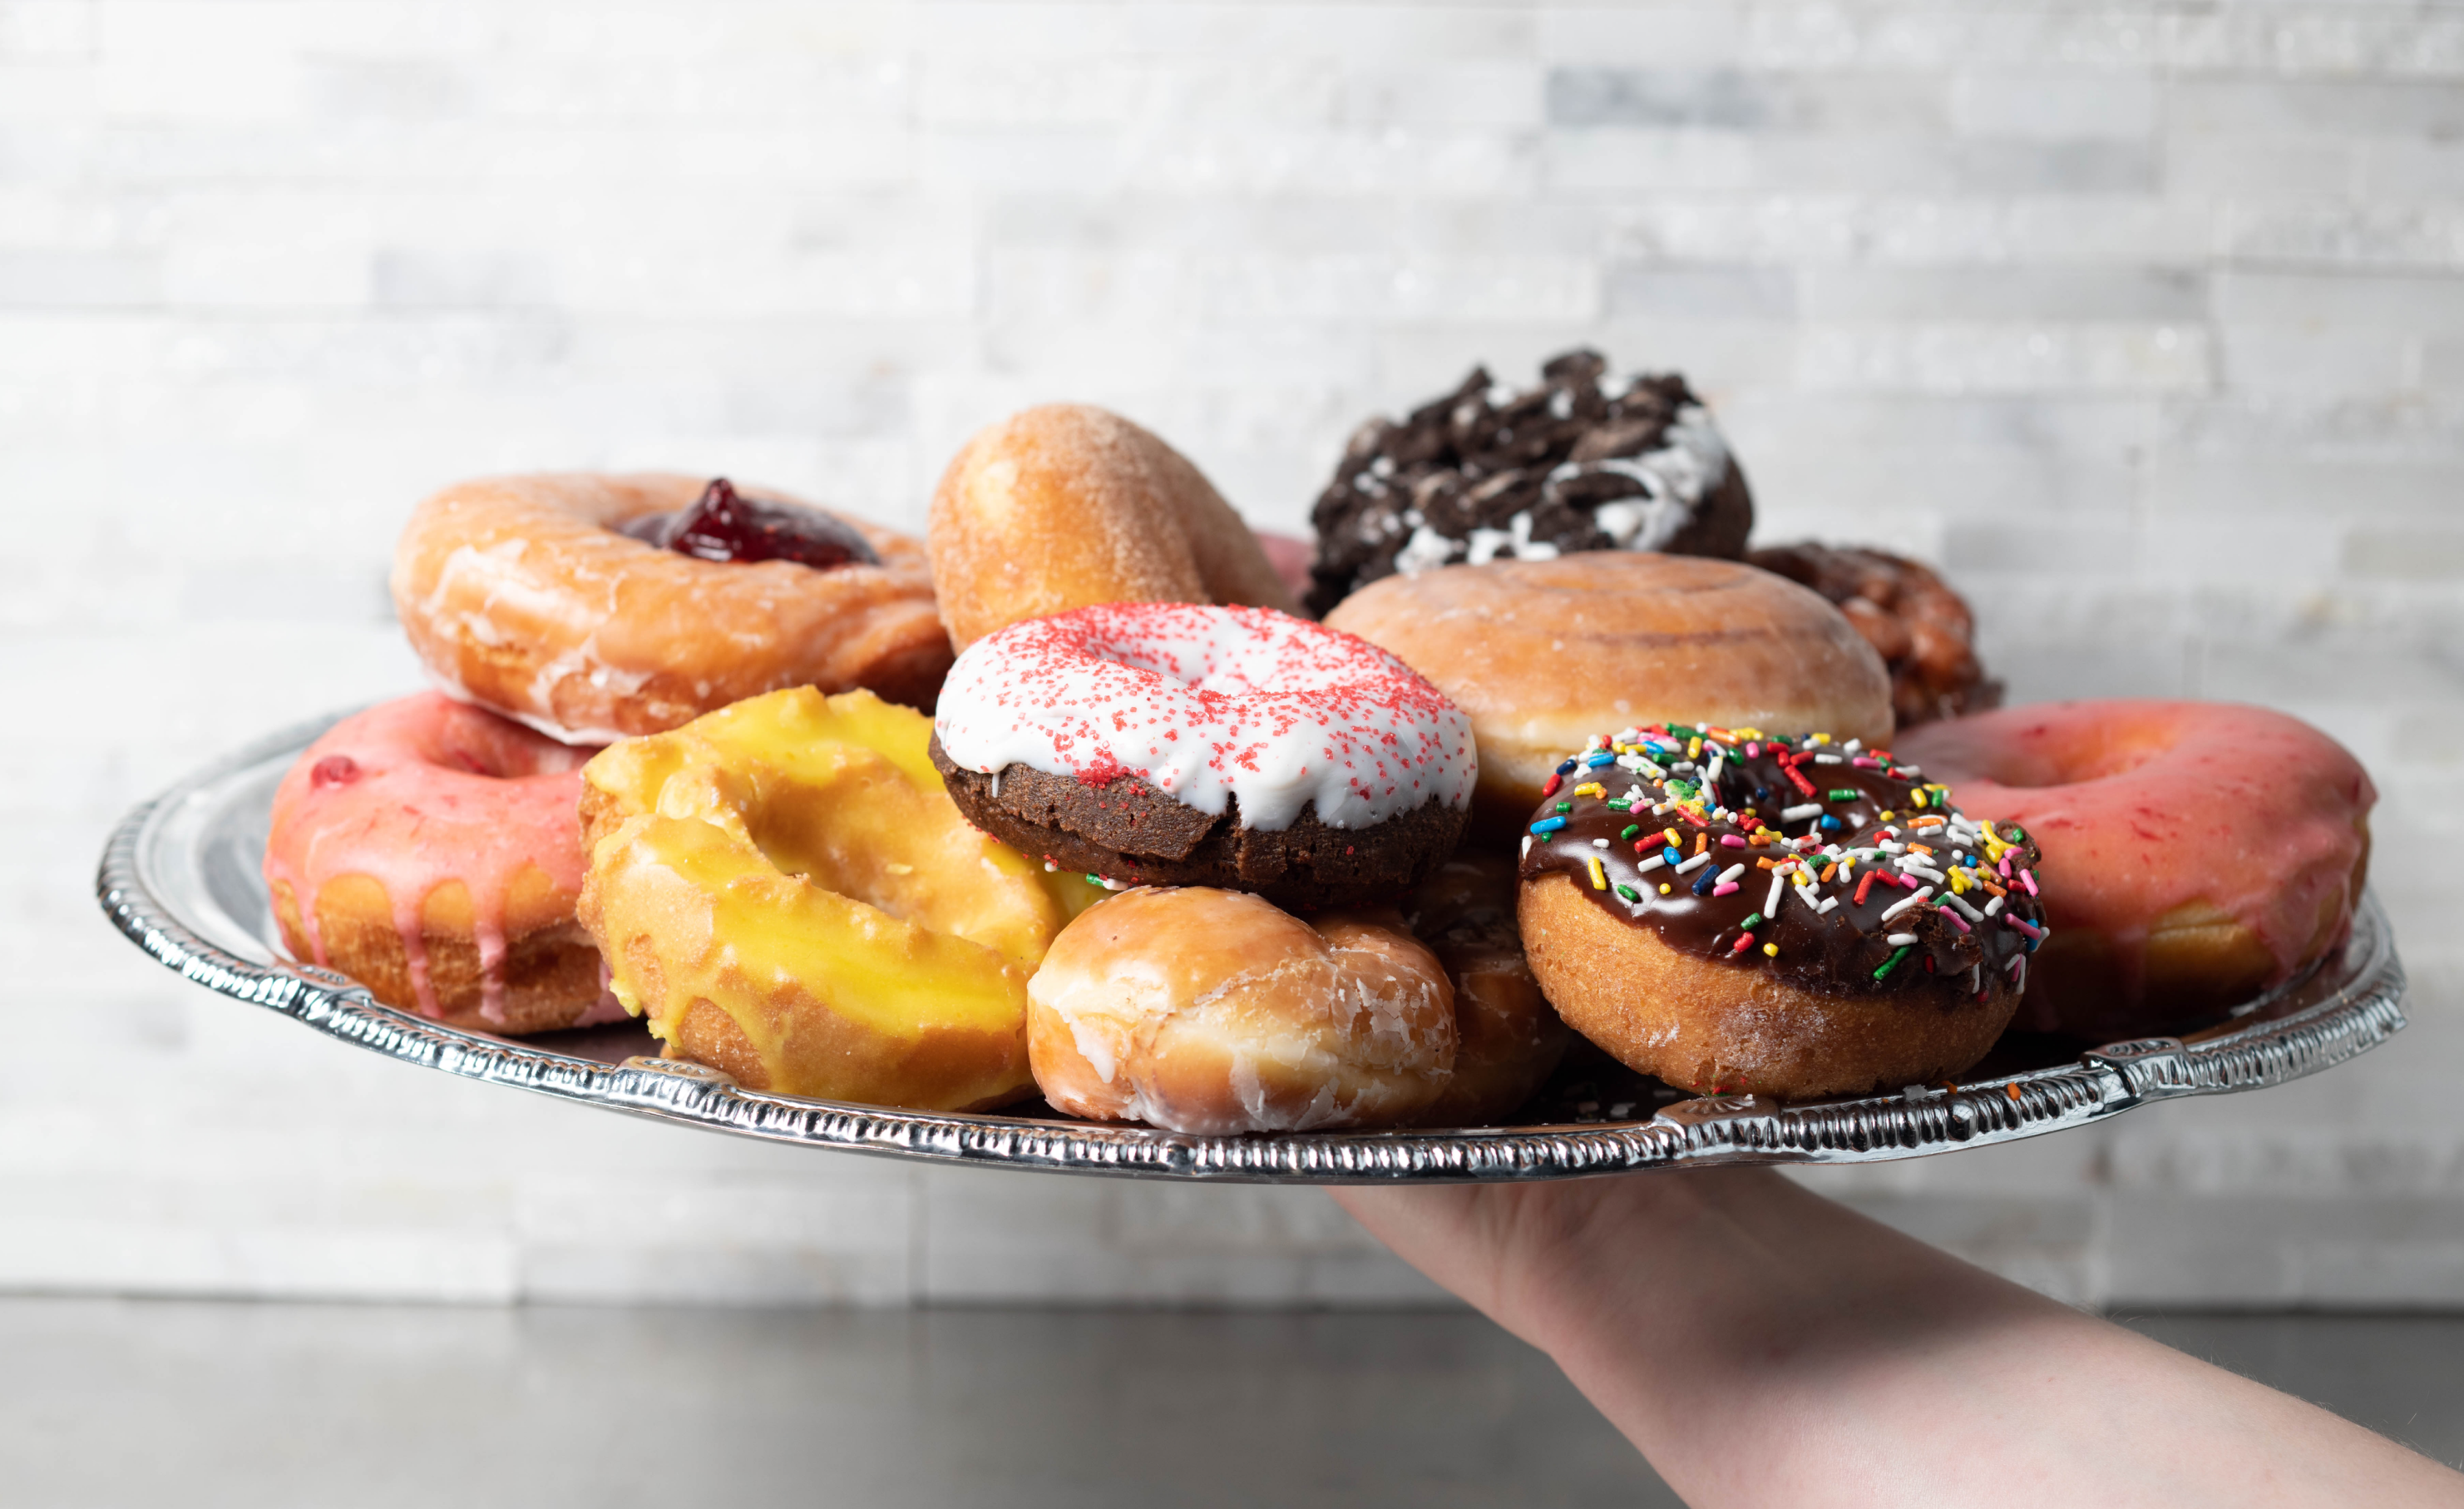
[97, 710, 2410, 1183]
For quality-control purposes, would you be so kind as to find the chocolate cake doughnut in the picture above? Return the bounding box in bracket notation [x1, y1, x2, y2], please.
[1518, 725, 2051, 1101]
[931, 601, 1476, 911]
[1305, 349, 1753, 615]
[1746, 542, 2002, 729]
[931, 741, 1469, 908]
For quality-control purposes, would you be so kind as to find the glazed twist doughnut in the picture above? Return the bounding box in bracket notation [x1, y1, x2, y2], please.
[928, 404, 1298, 651]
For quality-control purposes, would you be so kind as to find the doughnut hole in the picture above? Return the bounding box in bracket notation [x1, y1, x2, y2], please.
[1518, 873, 2017, 1102]
[1026, 888, 1457, 1135]
[272, 868, 601, 1036]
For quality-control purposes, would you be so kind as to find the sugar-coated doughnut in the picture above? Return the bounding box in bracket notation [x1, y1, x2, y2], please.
[1026, 887, 1457, 1135]
[577, 687, 1098, 1111]
[393, 472, 951, 744]
[1898, 700, 2374, 1038]
[931, 602, 1474, 909]
[1519, 725, 2051, 1101]
[1401, 851, 1570, 1126]
[262, 692, 621, 1033]
[1325, 554, 1893, 844]
[1306, 349, 1752, 615]
[928, 404, 1297, 651]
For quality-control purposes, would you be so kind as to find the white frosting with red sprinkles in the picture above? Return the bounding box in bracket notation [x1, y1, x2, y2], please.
[935, 603, 1475, 830]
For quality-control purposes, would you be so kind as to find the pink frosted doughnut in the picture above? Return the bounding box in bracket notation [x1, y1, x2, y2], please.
[262, 692, 624, 1034]
[1898, 700, 2374, 1038]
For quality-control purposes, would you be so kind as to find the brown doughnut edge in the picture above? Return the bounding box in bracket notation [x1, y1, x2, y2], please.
[1402, 851, 1572, 1126]
[1518, 873, 2018, 1101]
[930, 735, 1467, 912]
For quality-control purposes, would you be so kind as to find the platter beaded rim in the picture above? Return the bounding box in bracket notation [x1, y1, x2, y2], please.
[95, 708, 2409, 1184]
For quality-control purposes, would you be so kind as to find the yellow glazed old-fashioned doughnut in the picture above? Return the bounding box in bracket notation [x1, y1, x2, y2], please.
[576, 686, 1099, 1110]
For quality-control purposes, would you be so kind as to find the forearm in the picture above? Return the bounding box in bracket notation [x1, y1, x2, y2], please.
[1337, 1170, 2462, 1508]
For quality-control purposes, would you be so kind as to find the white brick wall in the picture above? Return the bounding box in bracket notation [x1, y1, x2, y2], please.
[7, 0, 2462, 1306]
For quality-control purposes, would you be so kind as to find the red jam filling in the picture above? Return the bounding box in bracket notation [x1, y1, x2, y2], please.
[617, 477, 880, 570]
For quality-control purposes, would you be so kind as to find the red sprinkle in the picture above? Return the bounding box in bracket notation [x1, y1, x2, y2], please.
[1854, 870, 1878, 905]
[310, 755, 362, 790]
[1540, 773, 1562, 799]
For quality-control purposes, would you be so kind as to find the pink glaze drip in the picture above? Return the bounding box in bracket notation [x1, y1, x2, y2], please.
[261, 691, 596, 1022]
[1898, 699, 2375, 1010]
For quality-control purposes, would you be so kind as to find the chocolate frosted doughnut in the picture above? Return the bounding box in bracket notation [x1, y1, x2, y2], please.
[1746, 542, 2002, 729]
[1306, 349, 1753, 615]
[1518, 725, 2051, 1101]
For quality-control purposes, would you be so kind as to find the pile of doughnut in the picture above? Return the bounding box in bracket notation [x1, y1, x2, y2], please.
[264, 354, 2377, 1130]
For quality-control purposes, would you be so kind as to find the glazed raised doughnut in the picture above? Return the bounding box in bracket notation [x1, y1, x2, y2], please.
[262, 692, 620, 1033]
[1025, 887, 1457, 1134]
[1519, 725, 2051, 1101]
[1400, 851, 1571, 1126]
[578, 686, 1098, 1111]
[1324, 553, 1893, 844]
[930, 602, 1475, 909]
[1897, 700, 2374, 1038]
[928, 404, 1298, 651]
[393, 472, 951, 743]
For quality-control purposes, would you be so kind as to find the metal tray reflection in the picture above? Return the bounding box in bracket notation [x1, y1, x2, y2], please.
[96, 710, 2409, 1183]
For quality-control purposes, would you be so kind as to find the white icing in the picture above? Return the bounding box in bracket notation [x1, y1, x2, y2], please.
[934, 603, 1475, 831]
[1544, 401, 1733, 552]
[1393, 524, 1461, 574]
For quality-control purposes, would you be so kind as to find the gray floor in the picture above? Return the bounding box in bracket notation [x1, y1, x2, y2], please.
[2, 1300, 2458, 1507]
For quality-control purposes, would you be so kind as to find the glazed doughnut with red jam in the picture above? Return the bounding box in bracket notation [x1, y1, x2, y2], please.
[393, 472, 951, 743]
[263, 692, 621, 1033]
[1898, 700, 2374, 1038]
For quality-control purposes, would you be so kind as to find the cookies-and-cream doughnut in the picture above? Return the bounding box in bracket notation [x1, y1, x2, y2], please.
[393, 472, 951, 743]
[1025, 887, 1457, 1134]
[931, 602, 1475, 908]
[578, 686, 1099, 1111]
[262, 692, 620, 1033]
[927, 404, 1298, 651]
[1898, 700, 2374, 1039]
[1306, 349, 1753, 614]
[1324, 553, 1894, 843]
[1401, 851, 1571, 1126]
[1519, 725, 2050, 1101]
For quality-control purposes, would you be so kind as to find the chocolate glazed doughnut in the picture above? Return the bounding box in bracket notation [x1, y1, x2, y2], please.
[1518, 726, 2050, 1101]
